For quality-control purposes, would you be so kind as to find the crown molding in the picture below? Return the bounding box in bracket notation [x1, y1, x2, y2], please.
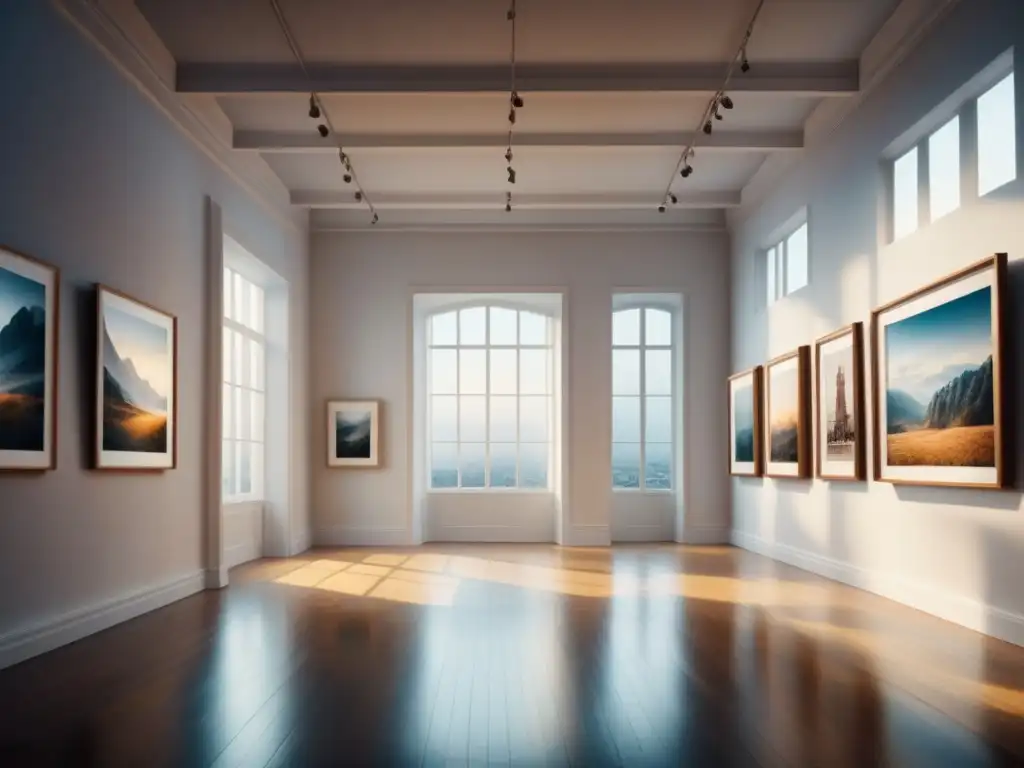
[52, 0, 306, 234]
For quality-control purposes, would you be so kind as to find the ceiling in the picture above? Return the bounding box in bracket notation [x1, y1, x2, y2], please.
[128, 0, 905, 229]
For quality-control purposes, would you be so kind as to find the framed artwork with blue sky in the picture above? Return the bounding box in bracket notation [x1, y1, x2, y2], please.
[871, 253, 1008, 489]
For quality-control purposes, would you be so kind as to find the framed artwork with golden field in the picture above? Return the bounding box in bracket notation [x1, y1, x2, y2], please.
[871, 253, 1007, 489]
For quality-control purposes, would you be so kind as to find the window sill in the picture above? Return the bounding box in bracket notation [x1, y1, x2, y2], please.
[611, 488, 674, 494]
[426, 488, 553, 495]
[223, 496, 264, 506]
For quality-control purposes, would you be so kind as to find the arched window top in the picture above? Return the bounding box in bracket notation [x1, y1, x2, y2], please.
[430, 305, 552, 348]
[612, 306, 673, 348]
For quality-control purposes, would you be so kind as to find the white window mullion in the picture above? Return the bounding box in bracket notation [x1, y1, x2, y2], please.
[639, 310, 646, 489]
[484, 308, 491, 487]
[455, 340, 462, 489]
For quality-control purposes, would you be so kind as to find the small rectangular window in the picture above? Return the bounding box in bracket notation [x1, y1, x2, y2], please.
[785, 224, 809, 294]
[893, 147, 919, 240]
[766, 246, 777, 305]
[978, 72, 1016, 196]
[929, 115, 961, 221]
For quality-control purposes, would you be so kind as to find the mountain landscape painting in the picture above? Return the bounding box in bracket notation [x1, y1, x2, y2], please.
[98, 291, 173, 464]
[884, 286, 995, 468]
[0, 263, 48, 455]
[769, 361, 801, 464]
[329, 400, 380, 467]
[732, 380, 755, 463]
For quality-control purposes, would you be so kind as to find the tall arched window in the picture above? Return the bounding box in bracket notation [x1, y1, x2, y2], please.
[612, 306, 674, 490]
[428, 305, 553, 489]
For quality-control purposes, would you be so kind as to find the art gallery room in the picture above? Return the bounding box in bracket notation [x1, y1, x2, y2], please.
[2, 0, 1024, 765]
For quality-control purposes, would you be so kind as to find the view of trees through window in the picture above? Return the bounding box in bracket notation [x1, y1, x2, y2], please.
[428, 306, 552, 489]
[612, 307, 674, 490]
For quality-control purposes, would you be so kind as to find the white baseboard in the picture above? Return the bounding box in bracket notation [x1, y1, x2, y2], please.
[0, 570, 205, 670]
[314, 526, 411, 546]
[205, 566, 229, 589]
[732, 530, 1024, 648]
[611, 524, 674, 543]
[224, 539, 262, 569]
[563, 524, 611, 547]
[426, 525, 554, 543]
[678, 526, 732, 545]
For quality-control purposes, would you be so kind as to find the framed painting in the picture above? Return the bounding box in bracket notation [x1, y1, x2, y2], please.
[95, 286, 177, 470]
[765, 346, 811, 479]
[0, 246, 59, 471]
[871, 253, 1007, 489]
[728, 366, 763, 476]
[814, 323, 866, 481]
[328, 400, 381, 467]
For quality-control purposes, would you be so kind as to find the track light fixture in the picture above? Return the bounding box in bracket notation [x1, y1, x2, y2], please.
[681, 164, 693, 178]
[343, 174, 352, 184]
[505, 191, 512, 212]
[658, 204, 666, 213]
[504, 0, 522, 189]
[308, 94, 320, 119]
[355, 191, 362, 202]
[703, 120, 713, 135]
[740, 47, 751, 73]
[512, 91, 524, 109]
[317, 124, 329, 138]
[507, 166, 516, 184]
[720, 94, 734, 110]
[505, 148, 513, 163]
[372, 213, 379, 224]
[508, 108, 516, 125]
[669, 193, 678, 205]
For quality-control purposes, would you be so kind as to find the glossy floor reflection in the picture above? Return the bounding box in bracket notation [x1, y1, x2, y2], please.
[1, 545, 1023, 767]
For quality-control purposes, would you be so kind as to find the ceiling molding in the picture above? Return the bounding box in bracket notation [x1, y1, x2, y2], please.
[234, 129, 803, 153]
[311, 223, 728, 235]
[51, 0, 306, 234]
[291, 190, 741, 210]
[177, 61, 861, 95]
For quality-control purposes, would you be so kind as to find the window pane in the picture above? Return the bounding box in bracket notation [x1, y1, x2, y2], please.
[250, 340, 264, 392]
[644, 443, 672, 490]
[222, 384, 232, 437]
[237, 388, 251, 440]
[250, 442, 264, 498]
[222, 440, 234, 496]
[520, 311, 548, 345]
[460, 443, 486, 488]
[519, 396, 548, 442]
[645, 308, 671, 346]
[612, 443, 641, 489]
[489, 307, 518, 345]
[893, 147, 919, 240]
[645, 396, 672, 442]
[222, 327, 232, 383]
[249, 283, 264, 333]
[223, 268, 232, 319]
[489, 396, 517, 442]
[519, 349, 548, 394]
[459, 307, 486, 345]
[459, 395, 487, 442]
[766, 247, 777, 305]
[459, 349, 486, 394]
[231, 329, 243, 387]
[929, 116, 960, 221]
[786, 223, 808, 294]
[490, 349, 517, 395]
[489, 443, 517, 488]
[233, 273, 246, 323]
[431, 443, 458, 488]
[978, 72, 1016, 196]
[251, 392, 265, 443]
[645, 350, 672, 396]
[613, 396, 641, 443]
[431, 396, 458, 441]
[431, 349, 458, 394]
[431, 311, 457, 345]
[613, 308, 640, 346]
[612, 349, 640, 395]
[238, 442, 252, 495]
[520, 443, 548, 488]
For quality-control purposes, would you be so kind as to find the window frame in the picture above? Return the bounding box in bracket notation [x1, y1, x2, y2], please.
[425, 301, 555, 493]
[222, 267, 267, 503]
[611, 303, 677, 493]
[765, 220, 809, 306]
[887, 63, 1016, 243]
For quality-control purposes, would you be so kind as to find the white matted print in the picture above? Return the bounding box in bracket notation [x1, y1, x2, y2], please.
[95, 286, 176, 470]
[815, 324, 865, 481]
[873, 256, 1005, 488]
[328, 400, 381, 467]
[0, 246, 59, 470]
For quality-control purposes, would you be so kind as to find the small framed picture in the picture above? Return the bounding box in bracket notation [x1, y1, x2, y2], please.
[328, 400, 381, 467]
[765, 346, 811, 479]
[0, 246, 59, 471]
[95, 286, 177, 470]
[727, 366, 763, 477]
[814, 323, 866, 481]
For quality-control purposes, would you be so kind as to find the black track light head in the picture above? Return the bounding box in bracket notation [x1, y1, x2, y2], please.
[669, 193, 678, 205]
[681, 164, 693, 178]
[512, 92, 524, 109]
[507, 166, 516, 184]
[658, 204, 666, 213]
[703, 120, 713, 135]
[371, 213, 379, 224]
[355, 191, 362, 202]
[343, 173, 352, 184]
[507, 8, 515, 20]
[740, 57, 750, 73]
[721, 94, 734, 110]
[715, 111, 724, 121]
[506, 203, 512, 212]
[309, 95, 321, 119]
[508, 108, 516, 125]
[317, 124, 329, 138]
[505, 148, 513, 163]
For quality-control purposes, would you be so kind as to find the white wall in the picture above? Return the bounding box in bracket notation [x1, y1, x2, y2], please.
[0, 1, 309, 667]
[311, 230, 730, 546]
[729, 0, 1024, 645]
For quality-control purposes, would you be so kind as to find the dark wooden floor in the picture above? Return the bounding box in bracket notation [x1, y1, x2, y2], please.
[1, 545, 1023, 767]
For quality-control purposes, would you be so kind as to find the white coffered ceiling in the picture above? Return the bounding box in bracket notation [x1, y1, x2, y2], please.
[117, 0, 906, 229]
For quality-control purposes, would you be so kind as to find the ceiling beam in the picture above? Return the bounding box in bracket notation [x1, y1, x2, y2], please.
[177, 61, 860, 95]
[235, 129, 803, 152]
[289, 190, 741, 210]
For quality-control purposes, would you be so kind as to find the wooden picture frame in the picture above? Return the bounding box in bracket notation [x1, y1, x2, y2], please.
[328, 399, 381, 468]
[871, 253, 1008, 489]
[0, 246, 59, 471]
[727, 366, 763, 477]
[764, 346, 811, 479]
[94, 285, 177, 470]
[814, 323, 866, 481]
